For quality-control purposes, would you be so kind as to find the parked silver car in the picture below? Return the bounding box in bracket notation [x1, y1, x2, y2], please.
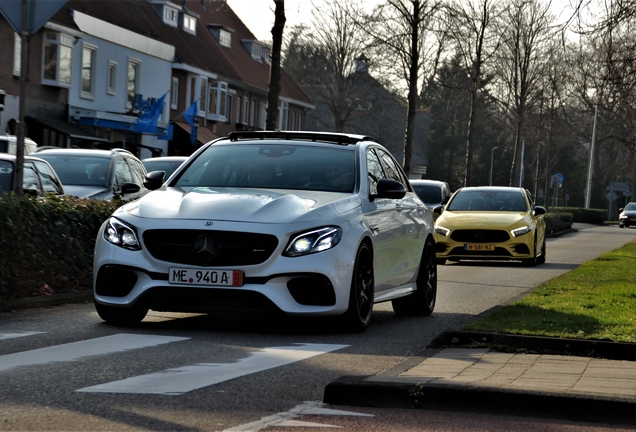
[0, 153, 65, 197]
[34, 148, 148, 201]
[93, 131, 437, 331]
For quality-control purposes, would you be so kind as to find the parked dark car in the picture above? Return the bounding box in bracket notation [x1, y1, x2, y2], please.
[141, 156, 188, 181]
[0, 153, 65, 197]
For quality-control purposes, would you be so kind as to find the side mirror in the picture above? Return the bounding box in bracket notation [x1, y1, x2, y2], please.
[120, 182, 141, 196]
[143, 170, 166, 191]
[372, 178, 406, 201]
[619, 208, 624, 212]
[432, 205, 444, 215]
[534, 206, 547, 216]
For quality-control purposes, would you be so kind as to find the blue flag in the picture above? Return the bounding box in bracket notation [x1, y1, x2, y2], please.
[183, 100, 198, 145]
[135, 92, 167, 133]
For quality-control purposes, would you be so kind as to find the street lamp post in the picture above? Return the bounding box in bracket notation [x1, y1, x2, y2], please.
[489, 146, 498, 186]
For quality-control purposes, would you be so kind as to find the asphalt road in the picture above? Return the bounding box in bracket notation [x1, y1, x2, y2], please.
[0, 224, 634, 431]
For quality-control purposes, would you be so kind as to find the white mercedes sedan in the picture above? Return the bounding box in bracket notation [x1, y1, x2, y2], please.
[93, 131, 437, 331]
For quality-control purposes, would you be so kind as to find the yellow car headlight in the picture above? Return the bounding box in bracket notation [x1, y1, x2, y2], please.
[511, 226, 531, 237]
[435, 226, 450, 237]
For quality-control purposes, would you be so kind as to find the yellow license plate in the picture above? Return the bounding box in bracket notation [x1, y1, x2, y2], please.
[465, 244, 495, 251]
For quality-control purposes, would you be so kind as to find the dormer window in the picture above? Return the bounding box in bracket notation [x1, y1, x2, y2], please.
[208, 24, 234, 48]
[241, 40, 271, 64]
[163, 6, 178, 26]
[183, 15, 196, 34]
[219, 29, 231, 48]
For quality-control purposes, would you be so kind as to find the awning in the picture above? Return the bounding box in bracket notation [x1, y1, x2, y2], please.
[26, 117, 110, 143]
[174, 121, 218, 145]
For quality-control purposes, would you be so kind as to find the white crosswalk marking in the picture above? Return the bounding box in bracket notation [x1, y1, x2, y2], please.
[0, 334, 189, 373]
[77, 343, 349, 395]
[0, 331, 44, 341]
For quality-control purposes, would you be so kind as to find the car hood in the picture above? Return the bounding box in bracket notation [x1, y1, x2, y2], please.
[63, 185, 111, 200]
[119, 187, 361, 223]
[437, 211, 531, 229]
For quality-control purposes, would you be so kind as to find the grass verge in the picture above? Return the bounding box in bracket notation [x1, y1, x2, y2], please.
[461, 241, 636, 344]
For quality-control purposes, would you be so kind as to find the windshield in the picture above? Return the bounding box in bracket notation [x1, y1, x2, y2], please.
[447, 190, 527, 212]
[412, 185, 442, 204]
[174, 144, 356, 192]
[625, 202, 636, 211]
[143, 160, 186, 179]
[36, 155, 110, 187]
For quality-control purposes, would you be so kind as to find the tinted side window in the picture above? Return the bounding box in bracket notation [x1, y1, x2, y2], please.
[114, 158, 133, 191]
[23, 162, 41, 195]
[0, 160, 13, 194]
[377, 148, 409, 186]
[127, 158, 146, 187]
[33, 160, 64, 195]
[366, 148, 384, 195]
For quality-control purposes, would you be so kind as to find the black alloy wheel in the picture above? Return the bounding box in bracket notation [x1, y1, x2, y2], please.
[392, 238, 437, 316]
[343, 243, 374, 332]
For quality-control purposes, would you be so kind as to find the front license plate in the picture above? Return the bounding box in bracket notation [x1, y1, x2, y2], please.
[169, 268, 243, 286]
[465, 244, 495, 251]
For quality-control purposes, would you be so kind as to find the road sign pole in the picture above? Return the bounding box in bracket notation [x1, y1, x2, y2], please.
[585, 104, 598, 209]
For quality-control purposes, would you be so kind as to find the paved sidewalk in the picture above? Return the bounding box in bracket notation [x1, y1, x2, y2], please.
[324, 347, 636, 423]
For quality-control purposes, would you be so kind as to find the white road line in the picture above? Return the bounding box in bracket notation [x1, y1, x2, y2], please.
[0, 334, 189, 373]
[0, 332, 45, 341]
[77, 343, 349, 395]
[223, 401, 373, 431]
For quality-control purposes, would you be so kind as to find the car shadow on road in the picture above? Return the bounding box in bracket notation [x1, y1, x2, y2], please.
[443, 260, 580, 271]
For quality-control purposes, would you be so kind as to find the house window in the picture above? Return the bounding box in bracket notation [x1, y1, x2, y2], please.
[183, 15, 196, 34]
[278, 101, 288, 130]
[289, 111, 295, 131]
[249, 100, 256, 126]
[219, 29, 231, 48]
[226, 94, 233, 122]
[171, 77, 179, 109]
[13, 32, 21, 76]
[126, 58, 140, 110]
[199, 76, 208, 116]
[107, 61, 117, 95]
[163, 6, 178, 26]
[207, 80, 228, 119]
[189, 76, 196, 105]
[236, 97, 242, 123]
[297, 112, 302, 130]
[42, 32, 73, 87]
[243, 96, 249, 124]
[260, 103, 267, 129]
[81, 43, 97, 99]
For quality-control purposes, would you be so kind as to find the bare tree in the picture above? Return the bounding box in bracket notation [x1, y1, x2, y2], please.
[363, 0, 443, 176]
[444, 0, 502, 186]
[282, 1, 369, 132]
[490, 0, 556, 186]
[266, 0, 285, 130]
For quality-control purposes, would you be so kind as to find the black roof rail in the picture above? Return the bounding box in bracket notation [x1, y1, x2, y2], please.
[227, 131, 374, 146]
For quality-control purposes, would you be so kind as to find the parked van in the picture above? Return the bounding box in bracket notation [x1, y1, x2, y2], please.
[0, 135, 38, 155]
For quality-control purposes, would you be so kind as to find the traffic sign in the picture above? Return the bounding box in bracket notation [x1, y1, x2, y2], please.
[565, 193, 570, 202]
[555, 173, 564, 184]
[0, 0, 68, 35]
[606, 191, 618, 202]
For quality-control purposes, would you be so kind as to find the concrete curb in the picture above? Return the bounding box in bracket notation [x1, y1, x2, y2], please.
[430, 331, 636, 361]
[0, 290, 92, 312]
[323, 375, 636, 422]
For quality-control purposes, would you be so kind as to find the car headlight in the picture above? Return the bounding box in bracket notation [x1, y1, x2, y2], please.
[435, 226, 450, 237]
[104, 217, 141, 250]
[284, 226, 342, 257]
[511, 226, 531, 237]
[619, 214, 626, 220]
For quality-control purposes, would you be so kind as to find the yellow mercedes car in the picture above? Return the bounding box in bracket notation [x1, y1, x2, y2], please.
[432, 186, 547, 266]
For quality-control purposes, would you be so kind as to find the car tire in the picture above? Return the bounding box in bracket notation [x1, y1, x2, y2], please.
[619, 223, 625, 228]
[95, 301, 148, 325]
[342, 243, 374, 332]
[536, 237, 546, 265]
[392, 238, 437, 316]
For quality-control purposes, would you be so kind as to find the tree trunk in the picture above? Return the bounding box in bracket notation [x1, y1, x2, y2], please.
[403, 1, 421, 177]
[266, 0, 286, 130]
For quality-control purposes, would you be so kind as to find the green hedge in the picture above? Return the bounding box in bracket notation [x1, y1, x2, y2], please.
[0, 195, 120, 301]
[544, 212, 573, 234]
[550, 207, 607, 224]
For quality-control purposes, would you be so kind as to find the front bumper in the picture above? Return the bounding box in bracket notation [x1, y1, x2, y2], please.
[434, 231, 535, 261]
